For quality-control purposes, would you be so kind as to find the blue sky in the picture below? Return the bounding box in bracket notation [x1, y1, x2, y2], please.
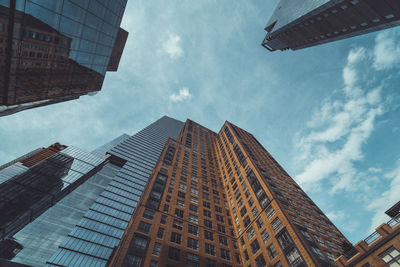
[1, 0, 400, 244]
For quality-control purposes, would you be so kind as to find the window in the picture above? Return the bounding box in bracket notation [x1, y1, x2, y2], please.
[215, 206, 222, 213]
[240, 207, 247, 217]
[130, 235, 148, 254]
[187, 253, 199, 267]
[178, 191, 186, 198]
[204, 219, 213, 229]
[175, 209, 184, 218]
[191, 187, 199, 196]
[191, 196, 198, 204]
[204, 230, 214, 241]
[219, 235, 228, 246]
[251, 239, 260, 254]
[143, 209, 155, 220]
[188, 238, 199, 250]
[218, 224, 226, 234]
[271, 217, 283, 232]
[221, 248, 231, 260]
[160, 215, 167, 224]
[206, 258, 216, 267]
[311, 247, 324, 259]
[150, 260, 158, 267]
[216, 214, 224, 222]
[252, 207, 259, 217]
[173, 219, 183, 230]
[164, 204, 169, 212]
[267, 244, 277, 259]
[188, 225, 199, 236]
[277, 230, 293, 250]
[179, 182, 187, 190]
[287, 248, 303, 266]
[171, 232, 182, 244]
[166, 195, 171, 202]
[205, 243, 216, 256]
[273, 261, 282, 267]
[152, 242, 162, 256]
[266, 206, 275, 218]
[157, 228, 164, 238]
[190, 204, 198, 212]
[189, 214, 198, 224]
[380, 247, 400, 266]
[255, 254, 266, 267]
[203, 192, 210, 200]
[244, 249, 249, 261]
[248, 198, 254, 207]
[243, 216, 251, 227]
[204, 210, 212, 217]
[168, 246, 180, 261]
[246, 227, 255, 240]
[256, 217, 264, 229]
[261, 229, 270, 243]
[203, 201, 211, 209]
[176, 199, 185, 208]
[138, 221, 151, 234]
[125, 255, 142, 266]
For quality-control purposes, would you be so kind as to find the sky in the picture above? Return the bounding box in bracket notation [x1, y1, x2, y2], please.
[1, 0, 400, 244]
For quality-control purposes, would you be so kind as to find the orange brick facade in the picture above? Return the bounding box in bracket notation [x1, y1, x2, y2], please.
[108, 119, 353, 267]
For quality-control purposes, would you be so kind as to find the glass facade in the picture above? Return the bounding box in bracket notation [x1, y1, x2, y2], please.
[263, 0, 400, 51]
[44, 116, 183, 266]
[0, 146, 105, 243]
[0, 0, 127, 115]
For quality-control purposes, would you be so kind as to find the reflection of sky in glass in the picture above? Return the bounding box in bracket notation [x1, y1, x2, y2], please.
[267, 0, 330, 32]
[13, 0, 127, 75]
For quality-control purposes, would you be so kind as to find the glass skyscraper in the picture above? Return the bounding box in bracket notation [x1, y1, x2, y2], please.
[0, 0, 128, 116]
[0, 116, 184, 267]
[262, 0, 400, 51]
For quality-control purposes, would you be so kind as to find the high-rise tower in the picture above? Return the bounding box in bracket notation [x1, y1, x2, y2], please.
[109, 119, 349, 267]
[0, 0, 128, 116]
[0, 116, 184, 267]
[262, 0, 400, 51]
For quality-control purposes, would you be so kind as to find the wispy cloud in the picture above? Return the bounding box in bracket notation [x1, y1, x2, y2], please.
[169, 88, 192, 102]
[295, 45, 384, 193]
[163, 33, 183, 59]
[373, 30, 400, 70]
[367, 160, 400, 232]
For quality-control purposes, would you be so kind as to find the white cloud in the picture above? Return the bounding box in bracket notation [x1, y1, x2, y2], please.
[368, 167, 382, 173]
[367, 160, 400, 233]
[163, 33, 183, 59]
[373, 31, 400, 70]
[295, 45, 385, 193]
[169, 88, 192, 102]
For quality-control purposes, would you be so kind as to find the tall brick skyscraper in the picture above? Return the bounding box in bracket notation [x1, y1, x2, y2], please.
[109, 119, 349, 267]
[262, 0, 400, 52]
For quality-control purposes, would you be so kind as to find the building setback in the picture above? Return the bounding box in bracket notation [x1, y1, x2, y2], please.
[0, 0, 128, 116]
[335, 202, 400, 267]
[108, 119, 351, 267]
[262, 0, 400, 51]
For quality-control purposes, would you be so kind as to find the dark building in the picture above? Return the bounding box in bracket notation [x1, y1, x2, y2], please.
[262, 0, 400, 51]
[0, 116, 184, 267]
[0, 0, 128, 116]
[109, 119, 350, 267]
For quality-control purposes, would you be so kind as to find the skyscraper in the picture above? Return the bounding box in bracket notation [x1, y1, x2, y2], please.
[262, 0, 400, 51]
[0, 116, 184, 266]
[0, 0, 128, 116]
[109, 119, 349, 267]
